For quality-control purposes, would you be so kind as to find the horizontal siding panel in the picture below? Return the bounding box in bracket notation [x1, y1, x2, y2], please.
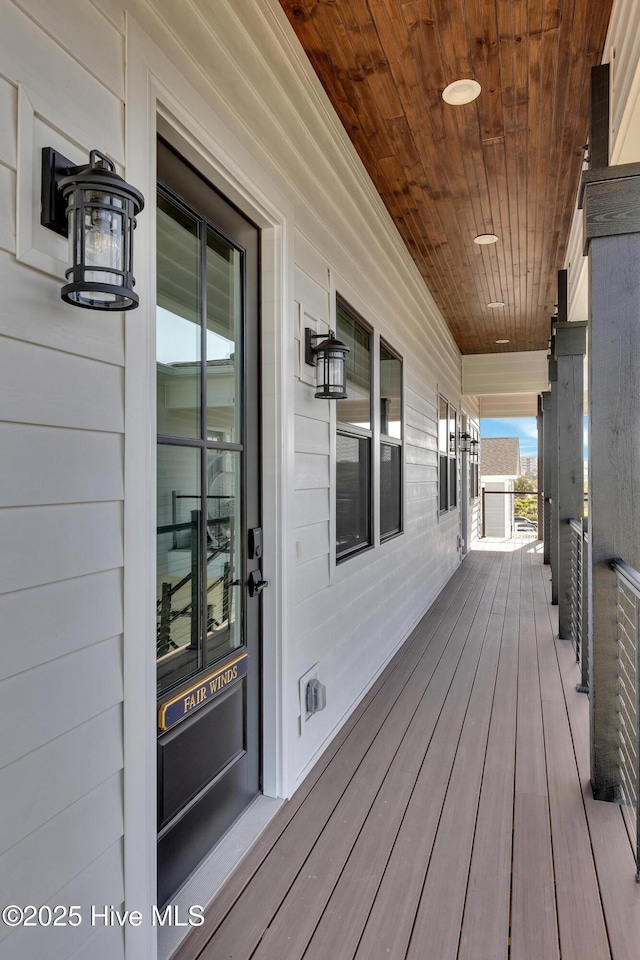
[295, 451, 329, 490]
[88, 0, 126, 34]
[405, 481, 436, 502]
[405, 462, 437, 483]
[294, 229, 331, 292]
[0, 165, 16, 254]
[0, 0, 123, 162]
[405, 423, 437, 452]
[0, 423, 123, 506]
[478, 393, 540, 417]
[0, 706, 122, 854]
[0, 253, 125, 364]
[0, 501, 123, 595]
[294, 377, 328, 422]
[462, 351, 548, 395]
[0, 773, 123, 929]
[294, 267, 329, 319]
[62, 926, 125, 960]
[405, 443, 436, 465]
[294, 520, 329, 565]
[294, 415, 329, 455]
[294, 554, 329, 603]
[0, 77, 17, 168]
[0, 338, 124, 432]
[294, 488, 329, 528]
[12, 0, 125, 99]
[0, 569, 122, 681]
[0, 635, 123, 770]
[0, 841, 124, 959]
[405, 377, 437, 412]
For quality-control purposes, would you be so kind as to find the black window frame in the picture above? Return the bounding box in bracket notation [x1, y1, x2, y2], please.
[379, 338, 403, 542]
[335, 297, 373, 562]
[438, 393, 459, 515]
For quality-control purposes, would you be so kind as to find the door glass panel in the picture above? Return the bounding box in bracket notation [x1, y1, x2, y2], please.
[157, 193, 201, 439]
[206, 450, 242, 665]
[157, 444, 201, 692]
[206, 229, 242, 443]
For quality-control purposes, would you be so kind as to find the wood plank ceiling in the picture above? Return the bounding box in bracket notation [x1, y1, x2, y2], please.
[278, 0, 613, 354]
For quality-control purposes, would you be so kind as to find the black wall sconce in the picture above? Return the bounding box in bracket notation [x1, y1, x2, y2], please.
[41, 147, 144, 310]
[458, 431, 472, 454]
[305, 328, 350, 399]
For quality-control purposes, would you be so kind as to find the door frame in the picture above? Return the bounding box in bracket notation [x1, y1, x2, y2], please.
[125, 21, 293, 958]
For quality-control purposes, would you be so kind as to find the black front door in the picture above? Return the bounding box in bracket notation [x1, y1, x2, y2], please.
[155, 140, 261, 905]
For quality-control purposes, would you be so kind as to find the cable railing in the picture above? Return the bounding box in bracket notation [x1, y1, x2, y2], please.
[569, 518, 589, 693]
[610, 557, 640, 882]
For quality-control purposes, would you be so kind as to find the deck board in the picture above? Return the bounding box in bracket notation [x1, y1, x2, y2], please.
[176, 543, 637, 960]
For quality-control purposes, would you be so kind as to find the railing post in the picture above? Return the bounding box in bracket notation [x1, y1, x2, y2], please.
[541, 389, 553, 567]
[554, 289, 586, 640]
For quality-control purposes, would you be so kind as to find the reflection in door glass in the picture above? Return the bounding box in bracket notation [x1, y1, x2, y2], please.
[206, 450, 242, 665]
[206, 229, 242, 443]
[156, 194, 201, 439]
[156, 444, 201, 692]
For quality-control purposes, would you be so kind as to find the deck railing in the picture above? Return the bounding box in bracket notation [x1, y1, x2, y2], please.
[610, 557, 640, 881]
[569, 518, 589, 693]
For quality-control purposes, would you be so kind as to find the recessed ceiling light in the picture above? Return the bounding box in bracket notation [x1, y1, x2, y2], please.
[488, 300, 505, 307]
[442, 79, 481, 105]
[474, 233, 499, 245]
[495, 339, 510, 344]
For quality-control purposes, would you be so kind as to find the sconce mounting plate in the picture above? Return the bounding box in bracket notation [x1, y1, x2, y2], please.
[41, 147, 74, 237]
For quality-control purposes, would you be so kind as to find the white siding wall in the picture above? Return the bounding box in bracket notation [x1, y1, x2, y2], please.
[1, 0, 468, 957]
[0, 2, 126, 958]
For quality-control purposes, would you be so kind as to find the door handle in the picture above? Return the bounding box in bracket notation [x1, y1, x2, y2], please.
[248, 569, 268, 597]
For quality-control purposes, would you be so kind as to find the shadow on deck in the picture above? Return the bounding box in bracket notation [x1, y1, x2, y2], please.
[173, 542, 640, 960]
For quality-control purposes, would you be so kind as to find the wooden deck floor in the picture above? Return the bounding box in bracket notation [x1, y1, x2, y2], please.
[175, 542, 640, 960]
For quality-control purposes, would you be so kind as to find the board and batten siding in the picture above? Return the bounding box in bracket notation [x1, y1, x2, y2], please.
[0, 2, 126, 958]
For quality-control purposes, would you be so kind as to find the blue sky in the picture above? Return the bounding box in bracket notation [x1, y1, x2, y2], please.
[481, 418, 539, 457]
[481, 416, 589, 459]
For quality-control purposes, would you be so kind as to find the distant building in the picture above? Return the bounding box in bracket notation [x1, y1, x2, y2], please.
[520, 455, 538, 477]
[480, 438, 521, 537]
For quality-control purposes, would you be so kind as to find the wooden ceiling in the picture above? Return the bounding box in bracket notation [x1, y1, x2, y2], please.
[279, 0, 613, 354]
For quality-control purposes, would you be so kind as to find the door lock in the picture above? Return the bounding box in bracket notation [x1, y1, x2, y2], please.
[248, 569, 268, 596]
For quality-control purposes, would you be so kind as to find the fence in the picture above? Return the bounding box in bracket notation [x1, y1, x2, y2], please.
[569, 518, 589, 693]
[610, 558, 640, 882]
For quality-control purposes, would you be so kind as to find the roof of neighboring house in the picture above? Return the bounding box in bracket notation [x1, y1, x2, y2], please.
[480, 437, 521, 478]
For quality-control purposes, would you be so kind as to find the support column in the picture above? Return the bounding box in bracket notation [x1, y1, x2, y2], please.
[537, 394, 544, 542]
[580, 159, 640, 798]
[546, 357, 559, 605]
[554, 312, 586, 640]
[542, 389, 553, 566]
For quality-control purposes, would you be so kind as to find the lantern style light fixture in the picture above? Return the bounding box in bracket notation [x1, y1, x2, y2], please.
[305, 328, 350, 399]
[458, 431, 472, 454]
[41, 147, 144, 310]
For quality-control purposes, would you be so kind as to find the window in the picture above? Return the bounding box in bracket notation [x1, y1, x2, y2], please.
[336, 299, 372, 560]
[439, 394, 459, 513]
[469, 424, 480, 500]
[380, 341, 402, 539]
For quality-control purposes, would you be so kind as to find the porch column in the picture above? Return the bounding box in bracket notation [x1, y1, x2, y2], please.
[581, 160, 640, 798]
[541, 389, 554, 567]
[546, 357, 559, 605]
[554, 314, 586, 640]
[537, 394, 544, 542]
